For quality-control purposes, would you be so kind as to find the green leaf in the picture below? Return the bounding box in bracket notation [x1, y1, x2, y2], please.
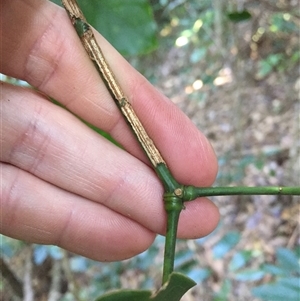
[276, 248, 300, 274]
[263, 264, 287, 276]
[252, 277, 300, 301]
[213, 279, 232, 301]
[270, 13, 298, 33]
[81, 0, 157, 56]
[212, 231, 241, 259]
[257, 60, 273, 78]
[229, 250, 253, 271]
[234, 269, 265, 282]
[96, 290, 151, 301]
[52, 0, 157, 55]
[227, 10, 251, 23]
[267, 53, 284, 66]
[279, 277, 300, 290]
[95, 272, 196, 301]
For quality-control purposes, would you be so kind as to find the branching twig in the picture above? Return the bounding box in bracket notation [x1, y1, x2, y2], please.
[61, 0, 300, 286]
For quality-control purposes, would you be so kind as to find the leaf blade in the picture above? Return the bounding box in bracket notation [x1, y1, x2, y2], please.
[95, 272, 196, 301]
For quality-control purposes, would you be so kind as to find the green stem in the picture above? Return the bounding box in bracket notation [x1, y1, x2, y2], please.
[155, 163, 180, 192]
[160, 183, 300, 285]
[182, 185, 300, 201]
[155, 164, 184, 284]
[162, 193, 183, 284]
[62, 0, 300, 288]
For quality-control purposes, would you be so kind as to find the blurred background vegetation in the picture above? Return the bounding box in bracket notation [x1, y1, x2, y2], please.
[1, 0, 299, 300]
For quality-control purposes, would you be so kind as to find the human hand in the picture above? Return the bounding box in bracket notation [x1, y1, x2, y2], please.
[1, 0, 219, 261]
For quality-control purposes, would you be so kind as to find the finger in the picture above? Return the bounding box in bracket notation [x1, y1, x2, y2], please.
[1, 82, 219, 238]
[1, 163, 155, 261]
[1, 0, 218, 186]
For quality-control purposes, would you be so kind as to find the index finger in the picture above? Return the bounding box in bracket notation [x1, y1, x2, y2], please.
[1, 0, 218, 187]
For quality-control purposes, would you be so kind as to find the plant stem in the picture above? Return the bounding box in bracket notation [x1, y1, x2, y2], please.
[162, 194, 183, 284]
[155, 163, 180, 192]
[155, 164, 185, 283]
[62, 0, 183, 286]
[61, 0, 166, 169]
[62, 0, 300, 288]
[182, 185, 300, 201]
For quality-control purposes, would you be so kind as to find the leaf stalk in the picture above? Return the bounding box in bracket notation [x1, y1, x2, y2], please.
[182, 185, 300, 201]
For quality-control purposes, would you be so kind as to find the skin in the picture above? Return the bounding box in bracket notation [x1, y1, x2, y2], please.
[1, 0, 219, 261]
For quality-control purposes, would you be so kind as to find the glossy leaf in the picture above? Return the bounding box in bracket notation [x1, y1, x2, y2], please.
[52, 0, 157, 55]
[95, 272, 196, 301]
[227, 10, 251, 23]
